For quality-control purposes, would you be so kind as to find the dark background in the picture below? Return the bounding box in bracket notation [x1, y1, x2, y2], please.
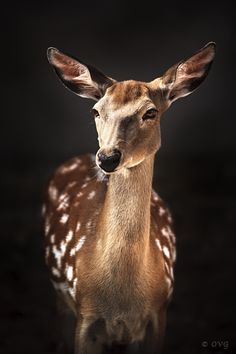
[1, 1, 235, 353]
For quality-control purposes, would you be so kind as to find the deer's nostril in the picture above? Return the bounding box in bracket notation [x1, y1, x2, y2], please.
[98, 150, 121, 173]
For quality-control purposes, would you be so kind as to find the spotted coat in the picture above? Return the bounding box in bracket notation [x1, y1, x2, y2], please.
[43, 154, 176, 313]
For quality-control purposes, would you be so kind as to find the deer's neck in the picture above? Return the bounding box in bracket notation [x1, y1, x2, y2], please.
[99, 154, 154, 263]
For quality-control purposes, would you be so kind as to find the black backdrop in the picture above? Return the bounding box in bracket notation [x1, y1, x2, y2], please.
[1, 1, 235, 353]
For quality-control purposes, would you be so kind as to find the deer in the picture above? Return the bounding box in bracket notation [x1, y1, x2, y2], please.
[43, 42, 215, 354]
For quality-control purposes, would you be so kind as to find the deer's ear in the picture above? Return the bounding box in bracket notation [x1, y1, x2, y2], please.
[160, 42, 216, 103]
[47, 48, 116, 101]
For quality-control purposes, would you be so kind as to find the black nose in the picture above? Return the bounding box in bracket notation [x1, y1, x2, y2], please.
[98, 149, 121, 172]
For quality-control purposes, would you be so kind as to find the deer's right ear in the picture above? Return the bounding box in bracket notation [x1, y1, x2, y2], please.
[47, 48, 115, 101]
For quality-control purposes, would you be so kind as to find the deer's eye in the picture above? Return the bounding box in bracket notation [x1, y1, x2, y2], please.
[142, 108, 158, 120]
[91, 109, 100, 118]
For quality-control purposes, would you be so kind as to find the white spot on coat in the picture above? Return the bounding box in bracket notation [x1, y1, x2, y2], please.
[88, 190, 96, 200]
[86, 220, 92, 229]
[49, 184, 58, 201]
[68, 286, 75, 300]
[70, 247, 76, 257]
[68, 181, 77, 188]
[77, 192, 83, 198]
[81, 182, 88, 189]
[162, 227, 175, 248]
[66, 230, 73, 243]
[50, 234, 55, 243]
[52, 267, 60, 278]
[60, 214, 69, 224]
[161, 227, 170, 238]
[153, 192, 159, 201]
[76, 235, 86, 251]
[57, 193, 69, 211]
[76, 221, 81, 232]
[66, 265, 73, 282]
[60, 240, 66, 255]
[159, 207, 165, 216]
[59, 163, 78, 174]
[68, 277, 78, 300]
[163, 246, 170, 259]
[58, 193, 67, 202]
[70, 236, 86, 256]
[52, 240, 67, 269]
[155, 238, 162, 251]
[73, 277, 78, 291]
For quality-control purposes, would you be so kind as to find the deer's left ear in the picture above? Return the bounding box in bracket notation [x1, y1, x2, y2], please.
[47, 47, 116, 101]
[160, 42, 216, 103]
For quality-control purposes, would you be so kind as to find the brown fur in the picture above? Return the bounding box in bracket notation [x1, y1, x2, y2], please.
[44, 42, 215, 354]
[107, 81, 147, 105]
[44, 153, 175, 353]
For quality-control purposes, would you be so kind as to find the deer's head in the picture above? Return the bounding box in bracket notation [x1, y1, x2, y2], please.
[47, 42, 215, 174]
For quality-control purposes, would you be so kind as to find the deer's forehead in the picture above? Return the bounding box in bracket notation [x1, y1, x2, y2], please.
[107, 81, 149, 105]
[95, 81, 153, 116]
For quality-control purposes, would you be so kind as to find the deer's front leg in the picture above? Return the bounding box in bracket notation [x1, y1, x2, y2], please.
[74, 316, 106, 354]
[139, 309, 167, 354]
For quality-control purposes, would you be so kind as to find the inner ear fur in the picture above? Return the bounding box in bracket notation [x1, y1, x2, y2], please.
[47, 47, 116, 100]
[161, 42, 216, 102]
